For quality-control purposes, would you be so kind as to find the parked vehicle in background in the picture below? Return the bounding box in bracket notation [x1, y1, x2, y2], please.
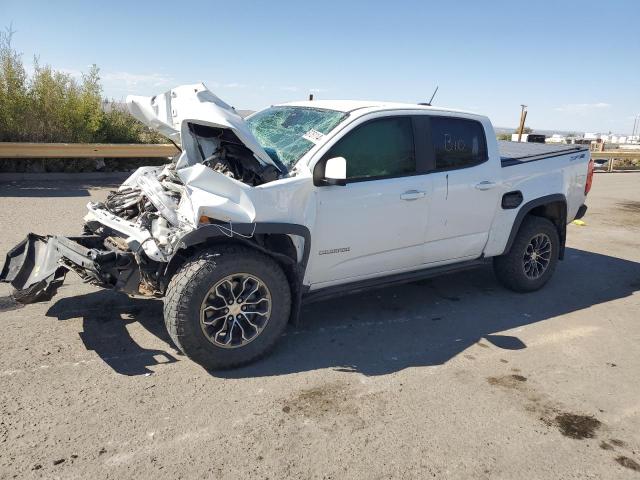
[593, 159, 609, 170]
[1, 84, 594, 369]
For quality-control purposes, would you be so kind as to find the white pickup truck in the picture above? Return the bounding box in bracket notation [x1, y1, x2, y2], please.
[1, 84, 594, 369]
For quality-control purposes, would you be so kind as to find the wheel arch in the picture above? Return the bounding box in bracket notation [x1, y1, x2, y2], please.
[162, 223, 311, 324]
[502, 194, 567, 260]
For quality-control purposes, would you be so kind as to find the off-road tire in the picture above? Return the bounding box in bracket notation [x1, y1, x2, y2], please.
[493, 216, 560, 293]
[164, 245, 291, 370]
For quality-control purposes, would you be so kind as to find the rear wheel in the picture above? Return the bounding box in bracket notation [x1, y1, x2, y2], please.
[164, 245, 291, 369]
[493, 216, 560, 293]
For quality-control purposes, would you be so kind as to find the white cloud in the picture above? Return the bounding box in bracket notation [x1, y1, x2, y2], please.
[222, 82, 246, 88]
[102, 71, 173, 89]
[281, 86, 327, 94]
[99, 71, 174, 98]
[23, 63, 83, 79]
[554, 102, 611, 113]
[208, 81, 247, 89]
[57, 67, 83, 79]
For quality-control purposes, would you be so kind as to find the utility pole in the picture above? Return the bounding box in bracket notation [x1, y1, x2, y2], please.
[517, 105, 528, 142]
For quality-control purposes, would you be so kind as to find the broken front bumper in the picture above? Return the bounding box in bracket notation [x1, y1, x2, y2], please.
[0, 234, 139, 303]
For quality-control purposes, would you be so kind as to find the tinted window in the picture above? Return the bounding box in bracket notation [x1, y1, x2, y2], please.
[431, 117, 487, 170]
[326, 117, 415, 180]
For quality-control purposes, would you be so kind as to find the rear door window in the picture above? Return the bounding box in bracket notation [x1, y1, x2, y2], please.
[430, 117, 488, 170]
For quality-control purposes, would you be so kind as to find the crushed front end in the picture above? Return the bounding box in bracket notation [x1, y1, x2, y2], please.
[1, 164, 194, 303]
[0, 233, 139, 303]
[0, 82, 290, 303]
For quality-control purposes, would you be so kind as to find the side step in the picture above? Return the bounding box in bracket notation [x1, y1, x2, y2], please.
[302, 258, 489, 304]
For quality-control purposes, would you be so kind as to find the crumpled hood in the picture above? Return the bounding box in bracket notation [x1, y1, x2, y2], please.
[126, 83, 278, 169]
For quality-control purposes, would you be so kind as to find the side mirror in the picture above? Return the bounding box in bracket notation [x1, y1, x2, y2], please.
[323, 156, 347, 186]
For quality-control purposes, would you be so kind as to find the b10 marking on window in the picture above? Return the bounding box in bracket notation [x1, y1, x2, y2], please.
[431, 117, 487, 170]
[443, 133, 467, 153]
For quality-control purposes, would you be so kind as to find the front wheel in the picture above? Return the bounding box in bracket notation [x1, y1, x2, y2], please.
[164, 245, 291, 370]
[493, 216, 560, 293]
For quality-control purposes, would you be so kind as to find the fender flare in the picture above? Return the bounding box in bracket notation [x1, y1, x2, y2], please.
[166, 222, 311, 324]
[175, 222, 311, 269]
[502, 193, 567, 257]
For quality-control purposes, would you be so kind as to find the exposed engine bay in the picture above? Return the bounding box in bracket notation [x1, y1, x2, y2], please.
[187, 123, 283, 186]
[104, 167, 182, 225]
[90, 116, 289, 266]
[105, 120, 284, 220]
[93, 82, 289, 252]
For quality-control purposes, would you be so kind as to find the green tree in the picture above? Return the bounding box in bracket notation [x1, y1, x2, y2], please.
[0, 27, 163, 144]
[76, 64, 104, 141]
[0, 26, 29, 141]
[98, 102, 164, 143]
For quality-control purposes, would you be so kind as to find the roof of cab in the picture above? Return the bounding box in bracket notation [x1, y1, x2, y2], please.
[277, 99, 482, 118]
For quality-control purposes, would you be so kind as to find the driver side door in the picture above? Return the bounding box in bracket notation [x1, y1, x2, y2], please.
[307, 115, 432, 288]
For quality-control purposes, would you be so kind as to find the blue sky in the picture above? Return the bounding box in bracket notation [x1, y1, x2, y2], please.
[2, 0, 639, 133]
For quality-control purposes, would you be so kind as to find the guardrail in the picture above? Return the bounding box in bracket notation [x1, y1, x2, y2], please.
[0, 142, 180, 158]
[590, 151, 640, 172]
[590, 151, 640, 160]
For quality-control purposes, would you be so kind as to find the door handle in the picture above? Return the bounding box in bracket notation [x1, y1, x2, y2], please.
[475, 181, 497, 191]
[400, 190, 426, 201]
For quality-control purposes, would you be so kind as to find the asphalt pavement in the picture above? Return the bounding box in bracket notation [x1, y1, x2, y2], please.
[0, 173, 639, 479]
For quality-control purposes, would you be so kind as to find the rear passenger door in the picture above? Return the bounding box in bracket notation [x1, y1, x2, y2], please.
[421, 116, 502, 264]
[308, 115, 433, 287]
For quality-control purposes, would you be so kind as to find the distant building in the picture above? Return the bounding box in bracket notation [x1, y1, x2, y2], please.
[547, 134, 567, 144]
[575, 133, 637, 145]
[511, 133, 546, 143]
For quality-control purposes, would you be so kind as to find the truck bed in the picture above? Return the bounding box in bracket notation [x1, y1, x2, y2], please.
[499, 141, 589, 167]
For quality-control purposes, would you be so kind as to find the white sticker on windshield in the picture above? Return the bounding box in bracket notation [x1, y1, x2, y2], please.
[302, 129, 325, 144]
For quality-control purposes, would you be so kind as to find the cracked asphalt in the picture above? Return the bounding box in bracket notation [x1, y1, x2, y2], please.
[0, 173, 639, 479]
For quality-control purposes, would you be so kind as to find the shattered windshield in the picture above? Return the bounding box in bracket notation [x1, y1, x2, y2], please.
[246, 106, 347, 168]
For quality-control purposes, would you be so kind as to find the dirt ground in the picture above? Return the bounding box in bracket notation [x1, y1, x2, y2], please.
[0, 173, 639, 479]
